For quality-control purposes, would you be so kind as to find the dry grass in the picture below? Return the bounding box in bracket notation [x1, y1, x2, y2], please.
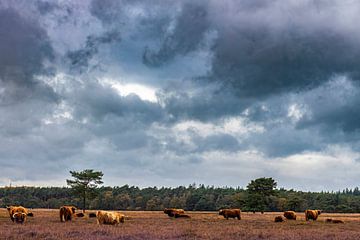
[1, 209, 360, 239]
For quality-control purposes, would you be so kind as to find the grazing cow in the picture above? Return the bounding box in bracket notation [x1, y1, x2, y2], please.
[219, 209, 241, 220]
[60, 206, 76, 222]
[89, 212, 97, 218]
[305, 210, 321, 221]
[7, 206, 33, 224]
[163, 208, 185, 217]
[274, 216, 284, 222]
[326, 218, 333, 222]
[96, 211, 125, 225]
[283, 211, 297, 220]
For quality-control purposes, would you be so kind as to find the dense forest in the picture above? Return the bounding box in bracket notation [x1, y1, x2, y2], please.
[2, 178, 360, 213]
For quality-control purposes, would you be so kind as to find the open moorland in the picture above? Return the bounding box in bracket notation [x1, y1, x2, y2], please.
[1, 209, 360, 240]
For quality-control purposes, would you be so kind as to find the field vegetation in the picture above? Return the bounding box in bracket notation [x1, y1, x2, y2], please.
[1, 209, 360, 240]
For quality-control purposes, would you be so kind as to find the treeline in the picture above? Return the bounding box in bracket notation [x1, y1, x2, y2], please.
[1, 183, 360, 213]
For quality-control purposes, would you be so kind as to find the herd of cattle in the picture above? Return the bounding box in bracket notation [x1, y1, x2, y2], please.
[5, 206, 344, 225]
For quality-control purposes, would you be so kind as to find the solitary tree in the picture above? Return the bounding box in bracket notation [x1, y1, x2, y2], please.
[66, 169, 103, 212]
[246, 177, 277, 212]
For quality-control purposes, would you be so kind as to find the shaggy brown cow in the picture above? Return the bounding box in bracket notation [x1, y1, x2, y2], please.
[7, 206, 33, 223]
[326, 218, 344, 224]
[305, 210, 321, 221]
[96, 210, 125, 225]
[163, 208, 185, 217]
[274, 216, 284, 222]
[219, 209, 241, 220]
[60, 206, 76, 222]
[283, 211, 297, 220]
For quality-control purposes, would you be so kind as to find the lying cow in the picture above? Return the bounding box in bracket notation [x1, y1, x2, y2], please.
[163, 208, 185, 217]
[219, 209, 241, 220]
[274, 216, 284, 222]
[283, 211, 297, 220]
[7, 206, 33, 224]
[96, 210, 125, 225]
[305, 209, 321, 221]
[326, 218, 344, 224]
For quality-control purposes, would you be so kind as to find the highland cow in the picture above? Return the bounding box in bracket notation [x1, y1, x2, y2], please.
[305, 210, 321, 221]
[219, 209, 241, 220]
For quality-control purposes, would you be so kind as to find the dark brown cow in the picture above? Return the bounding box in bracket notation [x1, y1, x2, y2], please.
[305, 210, 321, 221]
[219, 209, 241, 220]
[274, 216, 284, 222]
[59, 206, 76, 222]
[163, 208, 185, 217]
[283, 211, 297, 220]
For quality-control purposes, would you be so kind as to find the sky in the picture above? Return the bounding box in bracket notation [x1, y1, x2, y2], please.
[1, 0, 360, 191]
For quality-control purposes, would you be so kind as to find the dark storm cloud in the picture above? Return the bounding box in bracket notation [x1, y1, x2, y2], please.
[67, 30, 121, 72]
[158, 80, 251, 122]
[210, 27, 360, 98]
[2, 0, 360, 190]
[36, 0, 59, 15]
[0, 7, 58, 104]
[68, 80, 163, 123]
[142, 1, 210, 67]
[295, 77, 360, 133]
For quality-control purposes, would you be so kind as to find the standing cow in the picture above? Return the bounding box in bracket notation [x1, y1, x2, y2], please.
[7, 206, 33, 224]
[305, 210, 321, 221]
[60, 206, 76, 222]
[219, 209, 241, 220]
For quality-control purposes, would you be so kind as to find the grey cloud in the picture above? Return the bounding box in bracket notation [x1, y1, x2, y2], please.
[296, 77, 360, 133]
[196, 133, 240, 152]
[2, 0, 360, 190]
[210, 27, 360, 98]
[0, 8, 58, 104]
[36, 0, 59, 15]
[67, 30, 121, 72]
[158, 80, 251, 122]
[69, 81, 163, 124]
[142, 1, 210, 67]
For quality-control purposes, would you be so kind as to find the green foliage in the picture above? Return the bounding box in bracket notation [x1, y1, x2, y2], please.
[246, 177, 277, 212]
[66, 169, 103, 212]
[2, 177, 360, 213]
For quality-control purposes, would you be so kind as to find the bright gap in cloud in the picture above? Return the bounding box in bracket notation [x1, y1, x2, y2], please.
[102, 78, 158, 102]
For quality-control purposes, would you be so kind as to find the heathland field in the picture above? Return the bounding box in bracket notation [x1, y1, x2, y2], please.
[1, 209, 360, 240]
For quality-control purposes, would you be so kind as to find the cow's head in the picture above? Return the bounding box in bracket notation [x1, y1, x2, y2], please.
[219, 209, 224, 215]
[13, 212, 26, 224]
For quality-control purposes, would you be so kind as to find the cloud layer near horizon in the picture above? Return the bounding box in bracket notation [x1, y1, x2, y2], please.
[1, 0, 360, 191]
